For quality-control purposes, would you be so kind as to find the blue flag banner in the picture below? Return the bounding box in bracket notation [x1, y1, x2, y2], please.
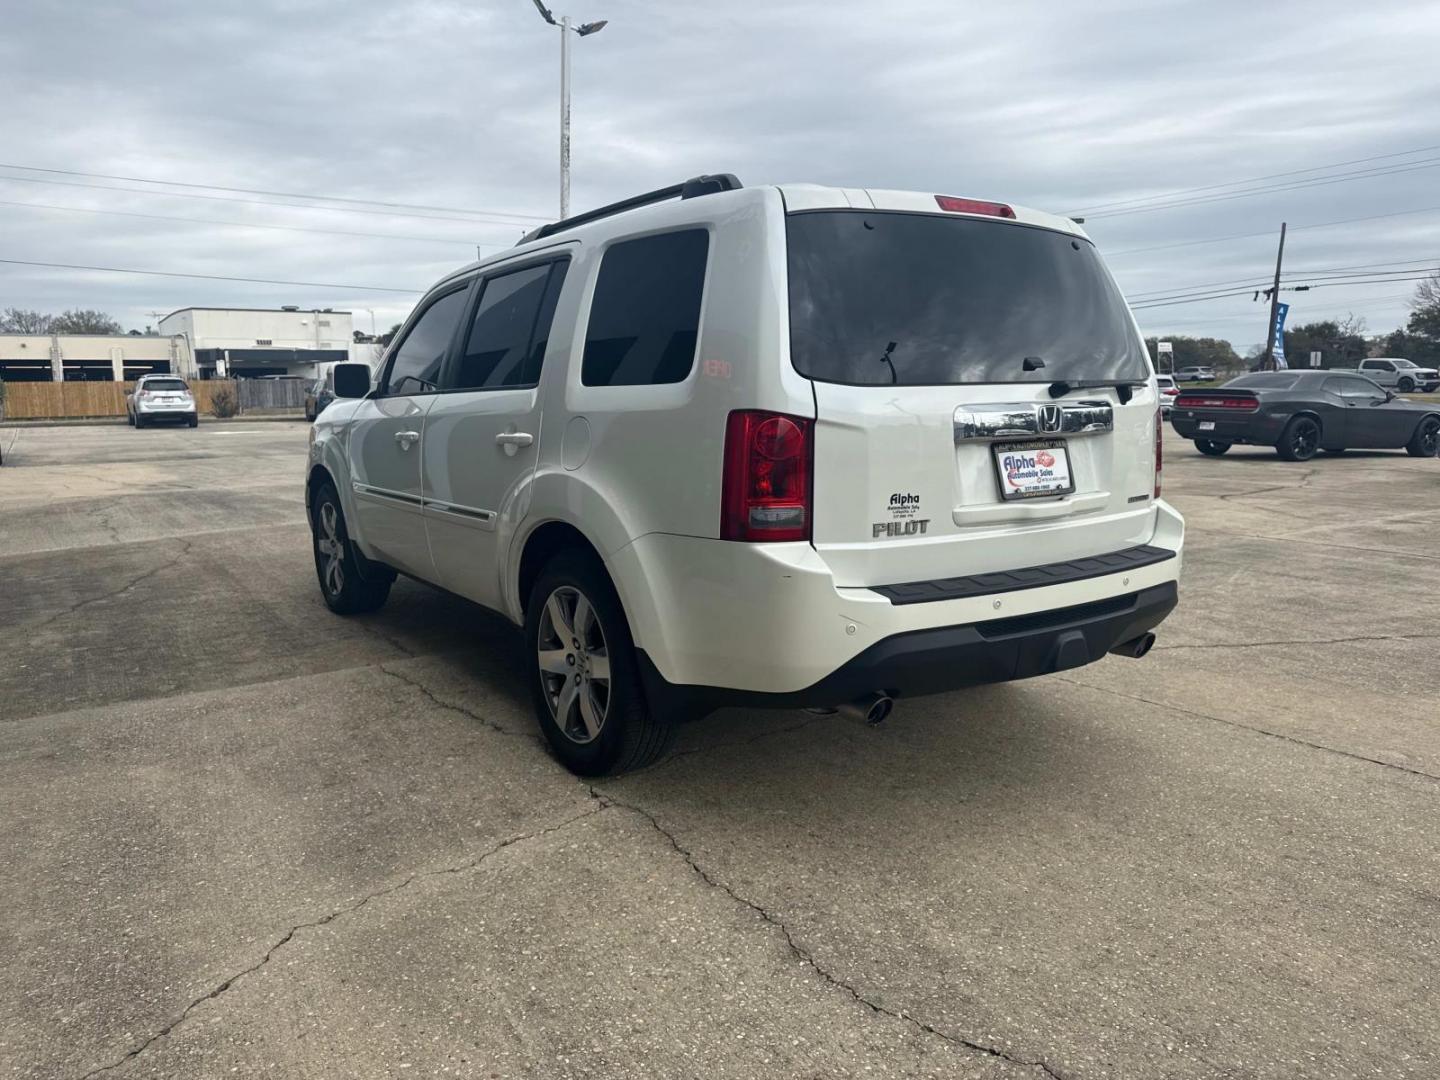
[1273, 303, 1290, 369]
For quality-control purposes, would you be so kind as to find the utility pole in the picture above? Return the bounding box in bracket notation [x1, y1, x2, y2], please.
[531, 1, 608, 221]
[1262, 222, 1287, 370]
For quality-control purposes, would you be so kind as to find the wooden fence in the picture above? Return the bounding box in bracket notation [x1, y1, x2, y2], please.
[237, 377, 307, 413]
[0, 379, 299, 420]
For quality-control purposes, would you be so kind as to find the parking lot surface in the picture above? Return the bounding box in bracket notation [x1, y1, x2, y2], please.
[2, 421, 1438, 1079]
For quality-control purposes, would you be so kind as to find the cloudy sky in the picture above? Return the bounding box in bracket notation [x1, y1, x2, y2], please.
[2, 0, 1439, 352]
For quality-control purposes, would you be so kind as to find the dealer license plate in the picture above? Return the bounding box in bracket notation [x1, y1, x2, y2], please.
[993, 439, 1075, 501]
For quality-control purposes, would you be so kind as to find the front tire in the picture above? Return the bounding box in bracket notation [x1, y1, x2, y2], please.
[1399, 376, 1416, 392]
[311, 481, 391, 614]
[1406, 415, 1440, 457]
[1277, 416, 1320, 461]
[525, 550, 672, 776]
[1194, 439, 1231, 456]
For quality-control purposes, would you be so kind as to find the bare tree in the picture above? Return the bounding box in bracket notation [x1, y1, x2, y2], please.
[1414, 271, 1440, 311]
[51, 309, 123, 335]
[0, 308, 54, 334]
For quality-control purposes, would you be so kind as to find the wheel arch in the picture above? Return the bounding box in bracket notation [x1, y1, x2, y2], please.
[305, 463, 336, 527]
[512, 520, 611, 624]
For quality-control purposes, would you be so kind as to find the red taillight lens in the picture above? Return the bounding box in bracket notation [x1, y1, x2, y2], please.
[1174, 395, 1259, 412]
[721, 410, 813, 542]
[139, 390, 151, 400]
[1154, 408, 1163, 500]
[934, 195, 1016, 218]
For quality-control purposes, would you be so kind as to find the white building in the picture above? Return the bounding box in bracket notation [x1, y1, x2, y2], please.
[157, 306, 355, 379]
[0, 333, 192, 382]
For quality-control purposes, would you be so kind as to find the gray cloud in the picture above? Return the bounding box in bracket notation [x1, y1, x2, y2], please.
[2, 0, 1438, 347]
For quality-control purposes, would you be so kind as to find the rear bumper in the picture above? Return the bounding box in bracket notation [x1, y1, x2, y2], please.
[1171, 413, 1285, 443]
[607, 501, 1183, 705]
[638, 582, 1177, 717]
[137, 403, 197, 417]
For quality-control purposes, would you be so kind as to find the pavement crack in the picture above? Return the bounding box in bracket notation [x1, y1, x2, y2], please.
[74, 804, 608, 1080]
[1056, 676, 1440, 783]
[378, 664, 536, 741]
[597, 790, 1066, 1079]
[1155, 631, 1440, 652]
[25, 539, 194, 632]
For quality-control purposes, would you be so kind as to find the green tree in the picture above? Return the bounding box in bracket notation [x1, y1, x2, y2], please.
[0, 308, 54, 333]
[50, 309, 123, 334]
[1143, 335, 1241, 373]
[1281, 317, 1367, 369]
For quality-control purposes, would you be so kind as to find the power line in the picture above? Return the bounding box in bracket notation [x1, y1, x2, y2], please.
[1130, 275, 1434, 311]
[1106, 204, 1440, 257]
[0, 257, 423, 294]
[0, 198, 486, 246]
[1086, 158, 1440, 220]
[1125, 261, 1440, 302]
[1070, 143, 1440, 215]
[0, 173, 539, 229]
[0, 162, 550, 222]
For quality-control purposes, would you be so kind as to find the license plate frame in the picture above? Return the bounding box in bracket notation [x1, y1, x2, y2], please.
[992, 438, 1076, 501]
[1198, 420, 1216, 431]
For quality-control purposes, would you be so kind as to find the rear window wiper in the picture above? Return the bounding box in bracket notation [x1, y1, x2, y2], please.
[1048, 378, 1148, 404]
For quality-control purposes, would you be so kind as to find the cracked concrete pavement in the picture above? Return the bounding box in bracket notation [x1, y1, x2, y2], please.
[2, 423, 1438, 1079]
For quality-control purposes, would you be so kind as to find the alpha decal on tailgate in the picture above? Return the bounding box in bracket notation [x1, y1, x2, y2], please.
[874, 493, 930, 538]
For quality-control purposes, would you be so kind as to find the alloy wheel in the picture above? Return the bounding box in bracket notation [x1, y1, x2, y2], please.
[537, 586, 611, 744]
[316, 501, 344, 596]
[1422, 419, 1440, 456]
[1291, 419, 1319, 458]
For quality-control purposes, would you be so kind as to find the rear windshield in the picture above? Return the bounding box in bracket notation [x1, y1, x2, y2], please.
[142, 378, 188, 391]
[1224, 373, 1298, 389]
[786, 210, 1149, 386]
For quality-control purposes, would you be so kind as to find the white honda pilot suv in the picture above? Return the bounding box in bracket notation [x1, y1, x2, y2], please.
[307, 175, 1183, 775]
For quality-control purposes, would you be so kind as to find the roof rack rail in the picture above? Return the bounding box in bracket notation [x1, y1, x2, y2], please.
[516, 173, 743, 245]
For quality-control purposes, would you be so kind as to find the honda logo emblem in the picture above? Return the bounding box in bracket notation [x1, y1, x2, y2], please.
[1038, 404, 1063, 433]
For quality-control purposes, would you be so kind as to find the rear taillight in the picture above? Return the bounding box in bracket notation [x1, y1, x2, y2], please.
[721, 410, 813, 542]
[1154, 409, 1163, 500]
[1174, 395, 1259, 411]
[934, 195, 1016, 218]
[139, 390, 152, 400]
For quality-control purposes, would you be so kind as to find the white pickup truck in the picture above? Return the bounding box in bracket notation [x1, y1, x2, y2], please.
[1332, 358, 1440, 393]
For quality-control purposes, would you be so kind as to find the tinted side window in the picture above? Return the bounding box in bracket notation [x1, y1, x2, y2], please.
[450, 261, 568, 390]
[582, 230, 709, 386]
[1328, 376, 1384, 399]
[384, 287, 468, 395]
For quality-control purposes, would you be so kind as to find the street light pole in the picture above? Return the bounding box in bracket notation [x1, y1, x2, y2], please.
[531, 1, 608, 221]
[560, 14, 571, 219]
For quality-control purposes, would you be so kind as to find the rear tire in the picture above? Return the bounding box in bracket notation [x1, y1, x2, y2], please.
[1276, 416, 1320, 461]
[525, 549, 672, 776]
[311, 481, 391, 614]
[1194, 439, 1231, 456]
[1406, 415, 1440, 457]
[188, 414, 199, 428]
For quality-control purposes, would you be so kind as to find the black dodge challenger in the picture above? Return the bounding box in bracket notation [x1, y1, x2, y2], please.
[1170, 371, 1440, 461]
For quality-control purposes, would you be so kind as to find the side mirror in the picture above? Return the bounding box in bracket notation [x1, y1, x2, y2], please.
[332, 362, 372, 399]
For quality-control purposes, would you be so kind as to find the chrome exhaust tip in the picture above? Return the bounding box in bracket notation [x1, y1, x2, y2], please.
[1110, 632, 1157, 659]
[837, 691, 894, 726]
